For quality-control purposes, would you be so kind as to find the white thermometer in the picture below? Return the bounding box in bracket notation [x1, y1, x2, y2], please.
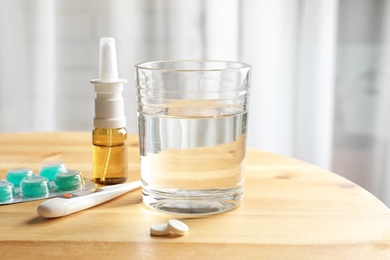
[37, 180, 141, 218]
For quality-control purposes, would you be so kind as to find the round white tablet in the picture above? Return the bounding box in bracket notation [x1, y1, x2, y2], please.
[150, 223, 171, 236]
[167, 219, 189, 236]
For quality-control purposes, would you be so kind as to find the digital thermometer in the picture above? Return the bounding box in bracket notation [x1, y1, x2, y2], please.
[37, 180, 141, 218]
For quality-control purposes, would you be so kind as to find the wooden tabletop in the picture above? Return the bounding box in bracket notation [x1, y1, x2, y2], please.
[0, 132, 389, 259]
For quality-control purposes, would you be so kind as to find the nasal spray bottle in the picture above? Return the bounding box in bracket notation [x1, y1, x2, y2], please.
[91, 37, 128, 185]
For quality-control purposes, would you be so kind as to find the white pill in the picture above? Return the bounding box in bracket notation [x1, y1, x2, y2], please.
[167, 219, 189, 236]
[150, 223, 171, 236]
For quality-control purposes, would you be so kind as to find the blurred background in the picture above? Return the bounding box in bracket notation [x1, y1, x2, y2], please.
[1, 0, 390, 206]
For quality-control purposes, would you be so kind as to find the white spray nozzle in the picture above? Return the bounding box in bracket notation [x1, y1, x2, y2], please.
[91, 37, 127, 129]
[91, 37, 126, 84]
[99, 38, 118, 81]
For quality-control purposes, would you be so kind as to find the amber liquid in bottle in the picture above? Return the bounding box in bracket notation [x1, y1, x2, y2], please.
[92, 128, 128, 185]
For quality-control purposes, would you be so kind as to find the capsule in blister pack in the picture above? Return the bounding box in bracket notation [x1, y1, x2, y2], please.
[0, 181, 15, 202]
[54, 170, 84, 191]
[20, 176, 50, 198]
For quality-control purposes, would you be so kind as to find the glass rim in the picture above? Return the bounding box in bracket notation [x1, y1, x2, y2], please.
[135, 60, 251, 72]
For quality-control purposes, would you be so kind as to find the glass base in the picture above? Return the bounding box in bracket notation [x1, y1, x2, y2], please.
[142, 186, 243, 216]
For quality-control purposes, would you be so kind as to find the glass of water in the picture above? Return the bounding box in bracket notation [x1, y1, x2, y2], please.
[135, 60, 251, 215]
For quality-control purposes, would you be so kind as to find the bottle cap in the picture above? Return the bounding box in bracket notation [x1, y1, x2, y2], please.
[91, 37, 127, 128]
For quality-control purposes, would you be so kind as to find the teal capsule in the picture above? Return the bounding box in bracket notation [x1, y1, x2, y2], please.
[0, 181, 15, 202]
[54, 170, 83, 191]
[20, 176, 50, 198]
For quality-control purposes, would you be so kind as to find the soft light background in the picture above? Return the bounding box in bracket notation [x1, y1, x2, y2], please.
[1, 0, 390, 206]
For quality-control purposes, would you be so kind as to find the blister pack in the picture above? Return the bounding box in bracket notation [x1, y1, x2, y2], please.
[0, 162, 95, 205]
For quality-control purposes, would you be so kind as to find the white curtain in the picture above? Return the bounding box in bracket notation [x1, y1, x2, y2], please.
[334, 0, 390, 206]
[1, 0, 389, 205]
[374, 1, 390, 206]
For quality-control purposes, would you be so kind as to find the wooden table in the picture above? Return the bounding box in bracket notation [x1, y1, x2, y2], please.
[0, 132, 389, 259]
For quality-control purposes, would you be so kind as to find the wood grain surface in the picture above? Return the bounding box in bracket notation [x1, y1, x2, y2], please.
[0, 132, 389, 259]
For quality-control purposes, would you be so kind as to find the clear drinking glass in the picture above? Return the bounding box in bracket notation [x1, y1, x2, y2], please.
[135, 60, 251, 215]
